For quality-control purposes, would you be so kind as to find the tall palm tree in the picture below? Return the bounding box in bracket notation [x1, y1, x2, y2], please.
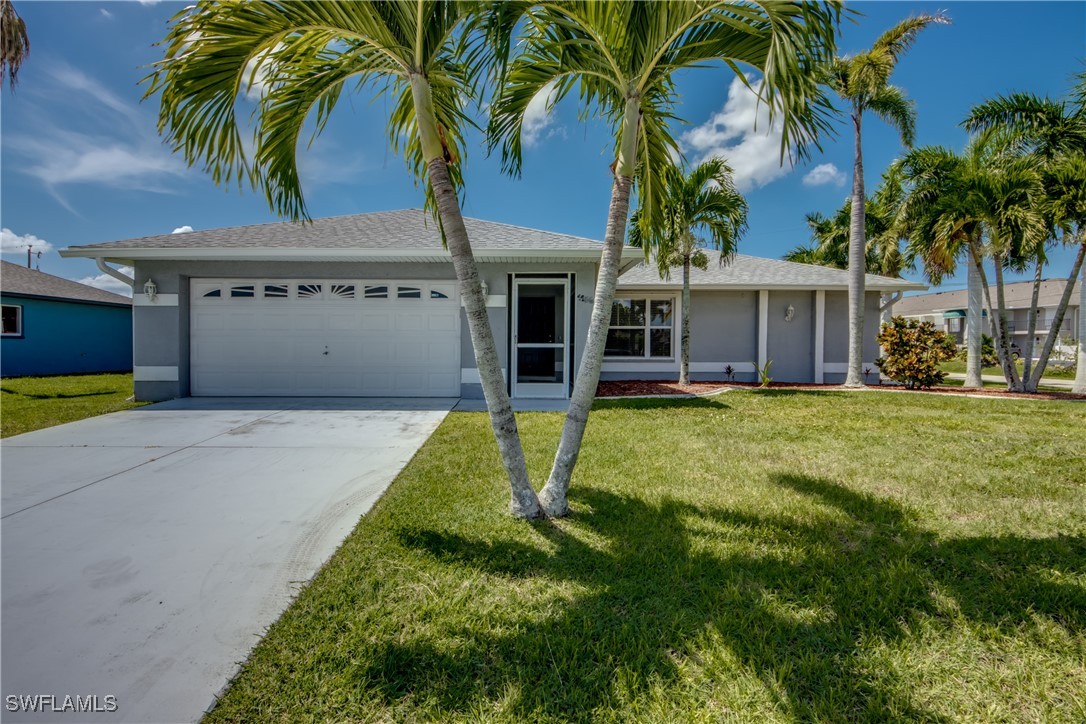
[963, 76, 1086, 392]
[787, 161, 908, 277]
[145, 0, 543, 518]
[1, 0, 29, 90]
[899, 138, 1048, 392]
[489, 1, 840, 516]
[628, 159, 748, 385]
[827, 13, 948, 387]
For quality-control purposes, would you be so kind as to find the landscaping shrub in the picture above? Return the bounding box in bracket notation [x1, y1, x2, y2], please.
[957, 333, 998, 368]
[876, 317, 958, 389]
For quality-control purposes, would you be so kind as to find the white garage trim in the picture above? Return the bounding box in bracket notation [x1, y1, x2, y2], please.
[460, 367, 507, 384]
[189, 279, 461, 397]
[134, 294, 179, 307]
[134, 366, 179, 382]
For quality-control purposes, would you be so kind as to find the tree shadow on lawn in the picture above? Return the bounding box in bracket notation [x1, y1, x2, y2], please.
[0, 387, 117, 400]
[592, 396, 731, 411]
[382, 476, 1083, 720]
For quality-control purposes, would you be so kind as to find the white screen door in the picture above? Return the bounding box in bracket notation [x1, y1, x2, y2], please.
[512, 278, 569, 398]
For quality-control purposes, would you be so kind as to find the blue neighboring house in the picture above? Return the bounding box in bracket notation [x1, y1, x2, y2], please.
[1, 260, 132, 377]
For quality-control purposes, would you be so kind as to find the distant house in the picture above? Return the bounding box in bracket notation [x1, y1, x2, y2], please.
[894, 279, 1080, 352]
[59, 210, 924, 401]
[1, 260, 133, 377]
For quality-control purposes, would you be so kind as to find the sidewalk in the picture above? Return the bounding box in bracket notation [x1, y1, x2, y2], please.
[943, 372, 1075, 390]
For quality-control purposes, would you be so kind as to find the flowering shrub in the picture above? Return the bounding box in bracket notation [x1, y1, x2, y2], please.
[876, 317, 958, 389]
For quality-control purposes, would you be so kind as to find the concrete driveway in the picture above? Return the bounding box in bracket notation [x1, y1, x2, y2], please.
[1, 397, 454, 723]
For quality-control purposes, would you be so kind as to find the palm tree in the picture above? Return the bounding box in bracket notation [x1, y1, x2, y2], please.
[787, 162, 908, 277]
[489, 1, 840, 516]
[1, 0, 29, 90]
[826, 13, 948, 387]
[963, 76, 1086, 392]
[628, 159, 748, 385]
[899, 138, 1048, 392]
[144, 1, 543, 518]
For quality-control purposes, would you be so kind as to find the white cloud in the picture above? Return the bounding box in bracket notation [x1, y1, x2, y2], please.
[137, 0, 160, 5]
[172, 225, 194, 234]
[14, 132, 187, 190]
[522, 80, 563, 148]
[6, 63, 189, 204]
[681, 75, 793, 192]
[242, 44, 286, 101]
[49, 63, 142, 126]
[803, 162, 846, 187]
[100, 8, 113, 19]
[1, 228, 55, 255]
[78, 266, 134, 297]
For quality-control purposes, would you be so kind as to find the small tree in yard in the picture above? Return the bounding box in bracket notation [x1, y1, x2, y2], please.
[958, 333, 998, 369]
[876, 317, 957, 389]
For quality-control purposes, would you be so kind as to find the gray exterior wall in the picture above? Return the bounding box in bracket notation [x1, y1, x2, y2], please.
[691, 291, 758, 371]
[132, 259, 597, 401]
[767, 290, 814, 383]
[822, 291, 881, 385]
[600, 288, 886, 385]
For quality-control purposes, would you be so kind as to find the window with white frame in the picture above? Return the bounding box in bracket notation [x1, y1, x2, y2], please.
[605, 297, 674, 358]
[2, 304, 22, 337]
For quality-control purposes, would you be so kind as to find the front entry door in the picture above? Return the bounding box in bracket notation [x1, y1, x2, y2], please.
[512, 279, 569, 398]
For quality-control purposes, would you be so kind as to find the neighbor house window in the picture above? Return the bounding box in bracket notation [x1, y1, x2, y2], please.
[948, 318, 961, 333]
[2, 304, 22, 337]
[605, 297, 674, 358]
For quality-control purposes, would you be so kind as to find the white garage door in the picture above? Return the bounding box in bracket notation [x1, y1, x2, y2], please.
[190, 279, 461, 397]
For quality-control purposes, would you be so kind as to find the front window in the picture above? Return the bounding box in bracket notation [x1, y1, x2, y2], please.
[2, 304, 22, 336]
[605, 297, 674, 358]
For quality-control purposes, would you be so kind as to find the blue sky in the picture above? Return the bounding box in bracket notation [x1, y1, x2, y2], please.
[2, 1, 1083, 297]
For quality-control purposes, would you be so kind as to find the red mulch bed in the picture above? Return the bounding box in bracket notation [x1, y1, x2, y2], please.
[595, 379, 1084, 401]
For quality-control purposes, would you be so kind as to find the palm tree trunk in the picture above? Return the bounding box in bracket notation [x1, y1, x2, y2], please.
[991, 252, 1023, 391]
[1022, 258, 1044, 383]
[680, 254, 691, 385]
[845, 111, 866, 387]
[964, 255, 983, 388]
[1074, 257, 1086, 395]
[414, 75, 541, 519]
[971, 241, 1012, 383]
[540, 96, 640, 518]
[1027, 240, 1085, 392]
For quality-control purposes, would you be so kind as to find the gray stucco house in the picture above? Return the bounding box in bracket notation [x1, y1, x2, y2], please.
[60, 209, 923, 401]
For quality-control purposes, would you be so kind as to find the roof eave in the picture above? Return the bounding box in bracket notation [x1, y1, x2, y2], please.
[0, 290, 132, 307]
[616, 282, 928, 292]
[59, 246, 636, 264]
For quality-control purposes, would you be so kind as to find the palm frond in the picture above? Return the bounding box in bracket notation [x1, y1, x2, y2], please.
[866, 84, 916, 148]
[145, 0, 480, 222]
[0, 0, 30, 90]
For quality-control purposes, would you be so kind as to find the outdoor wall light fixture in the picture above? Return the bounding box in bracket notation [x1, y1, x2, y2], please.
[480, 280, 489, 297]
[143, 278, 158, 302]
[784, 304, 795, 322]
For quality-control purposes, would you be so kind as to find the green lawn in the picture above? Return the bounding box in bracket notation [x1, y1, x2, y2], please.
[940, 358, 1077, 379]
[1, 373, 145, 437]
[207, 391, 1086, 723]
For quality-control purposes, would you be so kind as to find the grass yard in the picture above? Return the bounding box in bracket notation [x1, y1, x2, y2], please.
[208, 391, 1086, 722]
[940, 358, 1077, 379]
[0, 373, 144, 437]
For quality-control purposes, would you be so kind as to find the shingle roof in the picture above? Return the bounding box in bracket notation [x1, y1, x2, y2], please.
[894, 279, 1080, 314]
[0, 260, 132, 306]
[618, 250, 926, 291]
[65, 208, 607, 253]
